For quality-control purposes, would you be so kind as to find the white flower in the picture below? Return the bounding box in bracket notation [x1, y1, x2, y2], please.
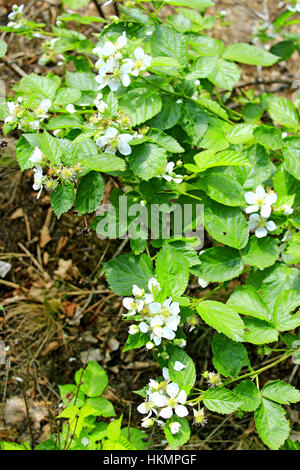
[144, 277, 161, 304]
[146, 341, 155, 350]
[169, 421, 181, 435]
[141, 417, 154, 428]
[96, 126, 133, 155]
[93, 93, 108, 114]
[248, 213, 277, 238]
[81, 437, 89, 447]
[162, 162, 183, 184]
[4, 101, 23, 123]
[283, 204, 293, 215]
[8, 4, 24, 20]
[96, 58, 133, 91]
[132, 284, 145, 298]
[244, 185, 277, 218]
[32, 165, 44, 199]
[198, 278, 209, 288]
[35, 99, 51, 120]
[29, 146, 43, 165]
[174, 338, 186, 349]
[137, 399, 156, 416]
[153, 382, 188, 419]
[93, 32, 127, 59]
[174, 361, 186, 372]
[129, 324, 139, 335]
[66, 104, 76, 114]
[122, 296, 144, 316]
[149, 316, 176, 346]
[129, 47, 152, 77]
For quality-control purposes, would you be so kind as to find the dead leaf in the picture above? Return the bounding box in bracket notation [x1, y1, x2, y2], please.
[62, 300, 76, 318]
[54, 259, 73, 280]
[80, 348, 102, 363]
[41, 341, 60, 356]
[40, 208, 52, 248]
[4, 397, 26, 426]
[10, 208, 24, 219]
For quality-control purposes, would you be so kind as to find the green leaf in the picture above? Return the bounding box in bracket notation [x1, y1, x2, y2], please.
[86, 397, 116, 417]
[103, 253, 154, 296]
[81, 153, 126, 173]
[17, 74, 59, 100]
[203, 198, 249, 249]
[254, 398, 290, 450]
[212, 334, 249, 377]
[272, 289, 300, 331]
[129, 143, 167, 181]
[226, 123, 255, 145]
[182, 102, 208, 145]
[243, 317, 278, 345]
[227, 285, 271, 321]
[50, 182, 75, 219]
[66, 71, 98, 91]
[164, 417, 190, 450]
[196, 301, 245, 342]
[261, 264, 300, 312]
[241, 144, 274, 189]
[151, 24, 188, 68]
[40, 130, 62, 166]
[168, 346, 196, 394]
[269, 97, 299, 130]
[262, 380, 300, 405]
[156, 244, 189, 297]
[123, 331, 149, 352]
[192, 246, 244, 282]
[106, 416, 122, 441]
[187, 56, 217, 79]
[46, 116, 84, 131]
[194, 149, 251, 172]
[120, 88, 162, 127]
[232, 380, 261, 412]
[75, 361, 108, 397]
[208, 58, 241, 90]
[54, 87, 81, 106]
[203, 387, 242, 414]
[241, 236, 280, 270]
[254, 125, 284, 150]
[194, 169, 245, 206]
[148, 95, 182, 130]
[163, 0, 214, 10]
[0, 40, 7, 57]
[16, 134, 44, 170]
[74, 171, 105, 215]
[283, 139, 300, 180]
[270, 40, 296, 60]
[222, 43, 278, 66]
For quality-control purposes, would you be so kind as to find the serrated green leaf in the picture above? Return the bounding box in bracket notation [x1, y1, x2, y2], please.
[168, 346, 196, 394]
[192, 246, 244, 282]
[75, 361, 108, 397]
[203, 198, 249, 249]
[243, 317, 278, 345]
[233, 380, 261, 412]
[197, 301, 245, 342]
[241, 236, 280, 270]
[50, 181, 75, 219]
[120, 88, 162, 127]
[74, 171, 105, 215]
[212, 334, 249, 377]
[222, 43, 278, 66]
[156, 244, 189, 297]
[208, 58, 241, 90]
[227, 285, 271, 321]
[164, 417, 190, 450]
[129, 143, 167, 181]
[151, 24, 188, 67]
[103, 253, 154, 296]
[254, 398, 290, 450]
[262, 380, 300, 405]
[269, 97, 299, 130]
[203, 387, 242, 414]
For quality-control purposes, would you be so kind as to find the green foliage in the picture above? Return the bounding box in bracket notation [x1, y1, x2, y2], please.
[2, 0, 300, 451]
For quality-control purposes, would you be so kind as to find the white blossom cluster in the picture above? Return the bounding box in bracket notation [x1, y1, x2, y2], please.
[244, 185, 292, 238]
[7, 4, 25, 29]
[137, 368, 189, 434]
[123, 279, 186, 350]
[4, 97, 52, 131]
[93, 32, 152, 92]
